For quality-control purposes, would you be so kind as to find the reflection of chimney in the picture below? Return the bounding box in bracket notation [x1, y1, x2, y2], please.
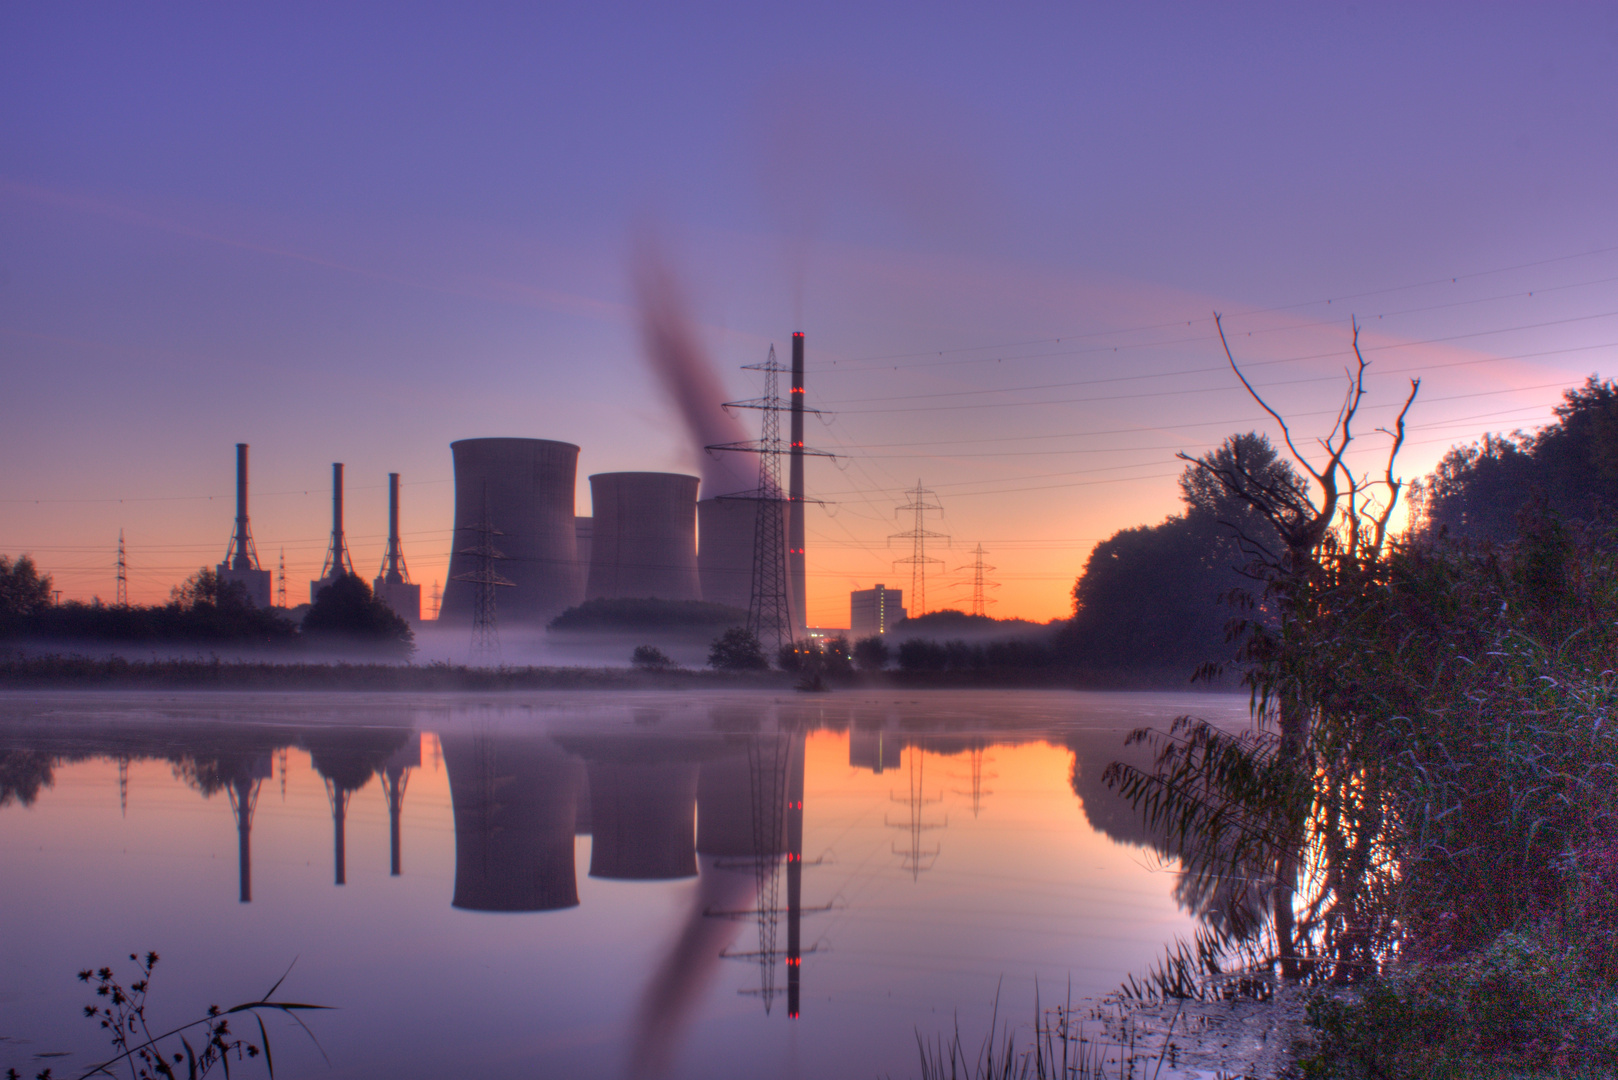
[786, 731, 805, 1018]
[228, 771, 264, 903]
[378, 737, 422, 877]
[442, 734, 581, 912]
[587, 760, 699, 881]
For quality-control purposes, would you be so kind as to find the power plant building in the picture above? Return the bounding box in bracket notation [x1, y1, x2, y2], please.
[585, 472, 700, 601]
[850, 584, 906, 638]
[440, 438, 583, 625]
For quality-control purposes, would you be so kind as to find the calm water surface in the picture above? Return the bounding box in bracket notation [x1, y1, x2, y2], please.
[0, 689, 1247, 1079]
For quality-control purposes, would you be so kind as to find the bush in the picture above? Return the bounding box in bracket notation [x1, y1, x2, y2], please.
[301, 573, 413, 656]
[631, 644, 674, 670]
[853, 635, 890, 671]
[707, 627, 767, 671]
[1303, 928, 1618, 1077]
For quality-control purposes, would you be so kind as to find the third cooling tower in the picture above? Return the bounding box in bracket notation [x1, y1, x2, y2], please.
[441, 438, 581, 625]
[585, 472, 700, 601]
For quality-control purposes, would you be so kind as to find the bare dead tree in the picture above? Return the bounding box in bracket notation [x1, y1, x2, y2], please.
[1176, 313, 1419, 980]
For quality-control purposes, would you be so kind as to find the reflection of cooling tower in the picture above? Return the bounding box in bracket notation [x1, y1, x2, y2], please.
[696, 744, 788, 858]
[697, 498, 786, 611]
[442, 734, 581, 912]
[586, 473, 700, 601]
[587, 760, 700, 880]
[440, 438, 581, 624]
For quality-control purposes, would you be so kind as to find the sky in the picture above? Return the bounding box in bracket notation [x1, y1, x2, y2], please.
[4, 3, 1618, 624]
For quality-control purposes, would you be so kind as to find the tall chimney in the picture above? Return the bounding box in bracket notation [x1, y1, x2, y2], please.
[232, 443, 252, 570]
[383, 472, 406, 584]
[789, 332, 807, 635]
[320, 462, 352, 581]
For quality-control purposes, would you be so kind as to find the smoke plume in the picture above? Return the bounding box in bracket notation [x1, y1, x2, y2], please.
[632, 234, 754, 500]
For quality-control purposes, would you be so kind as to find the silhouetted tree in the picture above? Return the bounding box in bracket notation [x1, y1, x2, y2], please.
[707, 627, 768, 671]
[0, 554, 53, 633]
[1415, 377, 1618, 542]
[853, 635, 890, 671]
[301, 573, 413, 655]
[631, 644, 674, 670]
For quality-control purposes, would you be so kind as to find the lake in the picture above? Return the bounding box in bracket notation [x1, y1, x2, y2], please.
[0, 688, 1249, 1079]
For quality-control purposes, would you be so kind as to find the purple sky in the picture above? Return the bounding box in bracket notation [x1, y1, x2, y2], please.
[4, 4, 1617, 621]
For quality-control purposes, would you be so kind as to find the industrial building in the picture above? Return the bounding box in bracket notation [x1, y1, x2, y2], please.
[585, 472, 701, 601]
[216, 443, 272, 608]
[373, 472, 421, 622]
[439, 438, 583, 625]
[850, 584, 906, 638]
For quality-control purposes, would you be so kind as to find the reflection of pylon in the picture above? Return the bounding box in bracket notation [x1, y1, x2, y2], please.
[892, 483, 947, 617]
[115, 530, 128, 607]
[955, 543, 998, 617]
[707, 345, 833, 655]
[887, 744, 946, 880]
[709, 730, 828, 1018]
[452, 486, 514, 661]
[950, 744, 997, 819]
[228, 774, 263, 903]
[117, 756, 130, 815]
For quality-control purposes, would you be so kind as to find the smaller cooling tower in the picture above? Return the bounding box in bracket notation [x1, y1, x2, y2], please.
[697, 498, 787, 612]
[573, 517, 592, 604]
[586, 472, 700, 601]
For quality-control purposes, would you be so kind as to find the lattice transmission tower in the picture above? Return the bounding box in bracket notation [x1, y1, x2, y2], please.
[891, 482, 947, 617]
[115, 529, 128, 607]
[956, 543, 998, 617]
[707, 346, 832, 656]
[451, 487, 514, 660]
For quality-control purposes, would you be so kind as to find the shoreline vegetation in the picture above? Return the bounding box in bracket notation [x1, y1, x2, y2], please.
[0, 654, 1197, 691]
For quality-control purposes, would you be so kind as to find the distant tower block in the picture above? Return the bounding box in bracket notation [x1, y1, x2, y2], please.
[373, 472, 422, 622]
[310, 462, 355, 604]
[440, 438, 581, 625]
[217, 443, 272, 608]
[585, 472, 700, 601]
[850, 584, 906, 638]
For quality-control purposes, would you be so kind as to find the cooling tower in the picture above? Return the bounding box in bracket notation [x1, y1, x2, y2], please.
[696, 497, 786, 612]
[573, 516, 593, 602]
[442, 734, 581, 913]
[586, 472, 700, 601]
[440, 438, 580, 625]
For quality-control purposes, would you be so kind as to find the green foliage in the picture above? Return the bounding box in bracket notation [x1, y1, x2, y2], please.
[1417, 376, 1618, 542]
[707, 626, 768, 671]
[853, 635, 890, 671]
[549, 597, 749, 632]
[630, 644, 674, 670]
[0, 554, 53, 627]
[301, 573, 413, 655]
[1302, 928, 1618, 1078]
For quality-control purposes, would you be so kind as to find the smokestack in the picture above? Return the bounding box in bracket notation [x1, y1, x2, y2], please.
[789, 332, 807, 634]
[233, 444, 252, 571]
[217, 443, 271, 607]
[384, 473, 403, 584]
[313, 463, 354, 601]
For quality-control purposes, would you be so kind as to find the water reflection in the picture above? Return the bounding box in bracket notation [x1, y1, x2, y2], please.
[0, 691, 1252, 1080]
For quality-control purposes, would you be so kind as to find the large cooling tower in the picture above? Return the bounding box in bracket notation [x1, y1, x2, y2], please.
[585, 472, 700, 601]
[440, 438, 580, 625]
[442, 734, 581, 912]
[696, 497, 786, 612]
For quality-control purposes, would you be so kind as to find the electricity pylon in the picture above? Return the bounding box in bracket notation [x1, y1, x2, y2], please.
[452, 487, 514, 660]
[892, 482, 947, 617]
[115, 530, 128, 607]
[955, 543, 998, 617]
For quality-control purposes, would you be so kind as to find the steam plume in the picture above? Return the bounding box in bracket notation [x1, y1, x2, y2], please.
[632, 234, 754, 499]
